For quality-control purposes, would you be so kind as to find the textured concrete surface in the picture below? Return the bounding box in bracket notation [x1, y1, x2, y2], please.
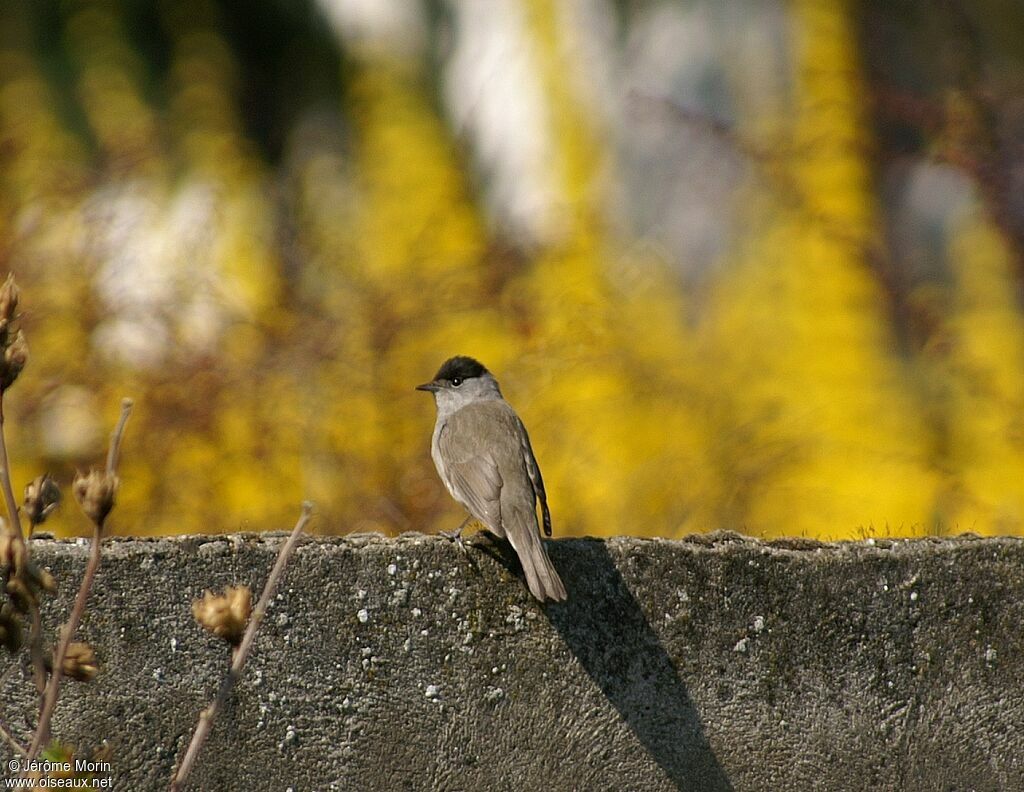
[1, 531, 1023, 791]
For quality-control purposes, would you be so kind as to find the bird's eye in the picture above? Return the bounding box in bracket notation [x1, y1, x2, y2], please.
[451, 378, 463, 387]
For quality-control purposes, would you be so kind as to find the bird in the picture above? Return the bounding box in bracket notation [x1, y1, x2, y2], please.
[417, 356, 567, 602]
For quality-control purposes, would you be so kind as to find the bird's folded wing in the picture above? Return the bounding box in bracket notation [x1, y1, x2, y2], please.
[439, 427, 503, 530]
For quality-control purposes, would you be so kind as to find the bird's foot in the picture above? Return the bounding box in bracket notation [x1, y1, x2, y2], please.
[442, 530, 468, 556]
[441, 517, 473, 556]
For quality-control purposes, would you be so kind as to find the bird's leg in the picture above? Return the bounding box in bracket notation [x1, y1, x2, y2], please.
[441, 515, 473, 550]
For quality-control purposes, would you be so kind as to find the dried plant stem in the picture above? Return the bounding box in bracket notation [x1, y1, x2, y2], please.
[29, 609, 45, 696]
[27, 524, 100, 759]
[0, 391, 48, 706]
[170, 501, 314, 792]
[27, 398, 133, 761]
[0, 394, 23, 541]
[0, 665, 25, 756]
[0, 716, 25, 756]
[105, 399, 133, 476]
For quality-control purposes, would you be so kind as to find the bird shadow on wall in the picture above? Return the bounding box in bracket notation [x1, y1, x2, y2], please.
[477, 535, 733, 792]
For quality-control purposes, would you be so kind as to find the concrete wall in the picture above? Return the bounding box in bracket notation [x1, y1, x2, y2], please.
[2, 531, 1023, 790]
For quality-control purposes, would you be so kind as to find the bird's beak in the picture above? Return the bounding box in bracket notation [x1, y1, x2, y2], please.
[416, 381, 441, 393]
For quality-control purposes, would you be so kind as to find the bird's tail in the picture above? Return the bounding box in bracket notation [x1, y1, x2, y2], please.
[504, 506, 567, 602]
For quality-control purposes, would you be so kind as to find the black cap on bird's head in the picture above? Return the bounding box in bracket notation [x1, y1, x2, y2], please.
[434, 356, 488, 382]
[416, 356, 490, 392]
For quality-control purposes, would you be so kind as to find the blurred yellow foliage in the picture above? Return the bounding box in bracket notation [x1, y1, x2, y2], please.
[701, 0, 941, 537]
[0, 0, 1022, 540]
[942, 214, 1024, 533]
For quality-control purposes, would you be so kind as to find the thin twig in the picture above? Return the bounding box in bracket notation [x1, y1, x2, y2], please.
[29, 609, 45, 697]
[169, 501, 314, 792]
[0, 390, 49, 707]
[0, 663, 25, 756]
[105, 398, 133, 476]
[27, 524, 101, 759]
[27, 398, 133, 761]
[0, 392, 23, 541]
[0, 716, 26, 756]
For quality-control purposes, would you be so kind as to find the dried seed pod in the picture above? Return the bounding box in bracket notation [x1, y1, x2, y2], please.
[5, 575, 36, 613]
[73, 469, 119, 527]
[23, 558, 56, 593]
[60, 642, 99, 682]
[0, 532, 12, 568]
[0, 531, 29, 580]
[0, 604, 22, 653]
[0, 274, 18, 322]
[25, 474, 62, 526]
[0, 330, 27, 388]
[192, 585, 252, 646]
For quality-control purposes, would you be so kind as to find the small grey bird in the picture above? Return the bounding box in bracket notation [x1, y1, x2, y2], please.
[417, 356, 567, 602]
